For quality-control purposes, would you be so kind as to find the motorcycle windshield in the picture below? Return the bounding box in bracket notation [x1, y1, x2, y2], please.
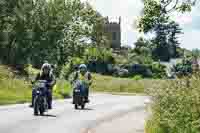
[34, 82, 46, 89]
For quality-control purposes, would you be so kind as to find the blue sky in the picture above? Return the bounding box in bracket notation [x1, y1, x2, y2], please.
[83, 0, 200, 50]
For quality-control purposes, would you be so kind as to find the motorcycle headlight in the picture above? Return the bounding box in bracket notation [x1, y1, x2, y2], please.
[75, 89, 80, 92]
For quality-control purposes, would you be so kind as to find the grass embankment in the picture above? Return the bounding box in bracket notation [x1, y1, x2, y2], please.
[0, 65, 70, 105]
[0, 65, 159, 105]
[91, 73, 159, 94]
[145, 74, 200, 133]
[0, 65, 32, 105]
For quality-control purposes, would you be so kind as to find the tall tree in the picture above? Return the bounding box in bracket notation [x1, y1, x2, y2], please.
[137, 0, 189, 61]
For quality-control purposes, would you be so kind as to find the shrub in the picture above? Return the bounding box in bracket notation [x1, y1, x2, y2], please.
[60, 57, 84, 79]
[85, 47, 115, 74]
[24, 64, 40, 79]
[150, 62, 167, 79]
[128, 64, 152, 77]
[53, 80, 71, 99]
[146, 73, 200, 133]
[132, 75, 143, 80]
[172, 59, 193, 77]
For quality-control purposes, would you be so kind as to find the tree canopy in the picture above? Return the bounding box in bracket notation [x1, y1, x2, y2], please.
[0, 0, 109, 69]
[136, 0, 196, 61]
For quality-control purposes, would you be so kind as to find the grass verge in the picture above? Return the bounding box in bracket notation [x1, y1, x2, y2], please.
[91, 73, 161, 94]
[145, 74, 200, 133]
[0, 65, 70, 105]
[0, 65, 161, 105]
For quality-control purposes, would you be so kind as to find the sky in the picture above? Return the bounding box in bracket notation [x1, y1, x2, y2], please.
[82, 0, 200, 50]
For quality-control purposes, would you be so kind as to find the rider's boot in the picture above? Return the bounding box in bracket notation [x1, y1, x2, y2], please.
[47, 89, 53, 109]
[29, 91, 35, 108]
[85, 96, 90, 103]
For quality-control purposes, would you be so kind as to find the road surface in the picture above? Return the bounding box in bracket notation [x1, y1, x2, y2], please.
[0, 94, 149, 133]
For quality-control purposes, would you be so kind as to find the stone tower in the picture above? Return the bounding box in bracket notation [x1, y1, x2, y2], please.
[104, 17, 121, 49]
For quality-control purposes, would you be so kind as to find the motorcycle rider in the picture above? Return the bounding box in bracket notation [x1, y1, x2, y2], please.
[30, 63, 56, 109]
[71, 64, 92, 103]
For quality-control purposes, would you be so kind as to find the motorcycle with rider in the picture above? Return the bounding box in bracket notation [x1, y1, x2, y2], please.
[70, 64, 92, 109]
[30, 63, 56, 115]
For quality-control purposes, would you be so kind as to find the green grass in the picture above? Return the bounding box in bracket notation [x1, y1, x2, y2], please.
[0, 65, 32, 105]
[0, 65, 71, 105]
[91, 73, 159, 94]
[0, 65, 161, 105]
[145, 74, 200, 133]
[53, 80, 71, 99]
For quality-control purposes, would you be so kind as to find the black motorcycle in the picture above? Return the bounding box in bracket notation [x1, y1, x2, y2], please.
[33, 80, 49, 116]
[73, 80, 88, 110]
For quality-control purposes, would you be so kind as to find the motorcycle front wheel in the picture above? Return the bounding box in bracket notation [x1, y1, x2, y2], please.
[34, 97, 39, 116]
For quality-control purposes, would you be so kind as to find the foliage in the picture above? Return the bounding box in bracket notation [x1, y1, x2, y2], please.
[0, 0, 108, 70]
[53, 80, 71, 99]
[132, 75, 143, 80]
[24, 64, 40, 79]
[0, 65, 31, 105]
[172, 58, 193, 77]
[85, 47, 114, 64]
[137, 0, 186, 61]
[129, 53, 154, 65]
[146, 73, 200, 133]
[192, 49, 200, 58]
[134, 37, 152, 56]
[85, 47, 115, 74]
[114, 54, 129, 65]
[60, 57, 84, 79]
[150, 62, 167, 78]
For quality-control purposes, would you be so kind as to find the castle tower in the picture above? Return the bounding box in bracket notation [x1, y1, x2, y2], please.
[104, 17, 121, 49]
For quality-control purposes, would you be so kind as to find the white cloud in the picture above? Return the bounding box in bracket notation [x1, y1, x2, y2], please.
[83, 0, 200, 49]
[179, 30, 200, 50]
[175, 3, 200, 50]
[83, 0, 143, 46]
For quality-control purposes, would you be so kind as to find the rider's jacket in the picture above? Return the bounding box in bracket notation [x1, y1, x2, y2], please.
[35, 72, 56, 89]
[72, 71, 92, 88]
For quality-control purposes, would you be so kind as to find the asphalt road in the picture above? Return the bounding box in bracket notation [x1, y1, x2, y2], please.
[0, 94, 149, 133]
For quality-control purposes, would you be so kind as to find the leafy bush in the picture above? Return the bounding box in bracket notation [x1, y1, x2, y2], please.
[146, 74, 200, 133]
[172, 59, 193, 77]
[60, 57, 84, 79]
[150, 62, 167, 79]
[53, 80, 71, 99]
[24, 64, 40, 79]
[85, 47, 115, 74]
[132, 75, 143, 80]
[85, 47, 114, 64]
[127, 64, 152, 77]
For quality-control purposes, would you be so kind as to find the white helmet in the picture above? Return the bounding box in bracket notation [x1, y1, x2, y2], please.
[41, 63, 51, 71]
[79, 64, 87, 70]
